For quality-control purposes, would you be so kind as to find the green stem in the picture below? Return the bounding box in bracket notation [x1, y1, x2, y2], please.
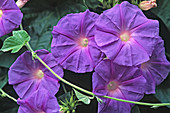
[102, 95, 170, 107]
[20, 24, 23, 30]
[25, 42, 170, 107]
[0, 89, 17, 102]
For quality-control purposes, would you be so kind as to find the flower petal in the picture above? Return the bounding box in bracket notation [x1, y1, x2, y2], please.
[140, 40, 170, 94]
[8, 49, 63, 98]
[17, 88, 60, 113]
[0, 0, 23, 37]
[51, 10, 103, 73]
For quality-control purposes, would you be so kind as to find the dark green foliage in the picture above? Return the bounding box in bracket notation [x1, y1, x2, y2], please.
[0, 67, 8, 89]
[0, 84, 19, 113]
[151, 0, 170, 31]
[131, 105, 140, 113]
[0, 0, 170, 113]
[155, 73, 170, 108]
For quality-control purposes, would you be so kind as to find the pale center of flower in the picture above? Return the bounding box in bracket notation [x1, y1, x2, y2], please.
[35, 70, 44, 79]
[107, 81, 118, 92]
[0, 10, 3, 18]
[37, 112, 45, 113]
[120, 32, 130, 42]
[80, 38, 88, 47]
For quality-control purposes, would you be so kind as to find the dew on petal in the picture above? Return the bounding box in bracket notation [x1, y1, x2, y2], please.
[120, 32, 131, 42]
[34, 69, 44, 79]
[0, 10, 3, 18]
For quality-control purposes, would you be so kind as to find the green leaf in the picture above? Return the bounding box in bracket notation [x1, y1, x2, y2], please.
[26, 11, 56, 51]
[131, 105, 140, 113]
[151, 0, 170, 31]
[1, 30, 30, 53]
[0, 67, 8, 89]
[0, 76, 7, 89]
[73, 89, 91, 105]
[154, 73, 170, 108]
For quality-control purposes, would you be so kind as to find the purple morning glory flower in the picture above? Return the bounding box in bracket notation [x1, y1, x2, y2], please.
[0, 0, 23, 37]
[51, 10, 104, 73]
[17, 88, 60, 113]
[140, 39, 170, 94]
[93, 59, 146, 113]
[95, 1, 159, 66]
[8, 49, 63, 99]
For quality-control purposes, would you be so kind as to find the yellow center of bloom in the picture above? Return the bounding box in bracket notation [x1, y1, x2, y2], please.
[120, 32, 130, 42]
[107, 81, 118, 92]
[80, 38, 88, 47]
[0, 10, 3, 18]
[35, 70, 44, 79]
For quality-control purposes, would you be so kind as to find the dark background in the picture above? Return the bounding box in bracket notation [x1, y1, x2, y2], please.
[0, 0, 170, 113]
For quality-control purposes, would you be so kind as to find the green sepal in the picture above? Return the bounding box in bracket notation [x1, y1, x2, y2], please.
[96, 96, 103, 104]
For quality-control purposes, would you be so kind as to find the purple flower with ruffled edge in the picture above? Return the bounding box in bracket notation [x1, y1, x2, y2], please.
[8, 49, 63, 99]
[0, 0, 23, 37]
[51, 9, 104, 73]
[140, 39, 170, 94]
[95, 1, 159, 66]
[93, 59, 146, 113]
[17, 88, 60, 113]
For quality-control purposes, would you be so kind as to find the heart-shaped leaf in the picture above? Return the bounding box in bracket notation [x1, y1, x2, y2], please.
[1, 30, 30, 53]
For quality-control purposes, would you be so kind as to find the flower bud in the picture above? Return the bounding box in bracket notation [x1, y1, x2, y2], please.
[139, 0, 157, 11]
[16, 0, 29, 8]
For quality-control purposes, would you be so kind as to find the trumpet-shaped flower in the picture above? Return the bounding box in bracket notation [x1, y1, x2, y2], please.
[95, 1, 159, 66]
[51, 10, 104, 73]
[0, 0, 23, 37]
[140, 39, 170, 94]
[17, 88, 60, 113]
[8, 49, 63, 99]
[93, 59, 146, 113]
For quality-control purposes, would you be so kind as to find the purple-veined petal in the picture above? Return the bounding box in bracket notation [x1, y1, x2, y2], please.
[8, 49, 63, 98]
[93, 59, 146, 113]
[140, 39, 170, 94]
[95, 1, 159, 66]
[51, 9, 104, 73]
[0, 0, 23, 37]
[17, 88, 60, 113]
